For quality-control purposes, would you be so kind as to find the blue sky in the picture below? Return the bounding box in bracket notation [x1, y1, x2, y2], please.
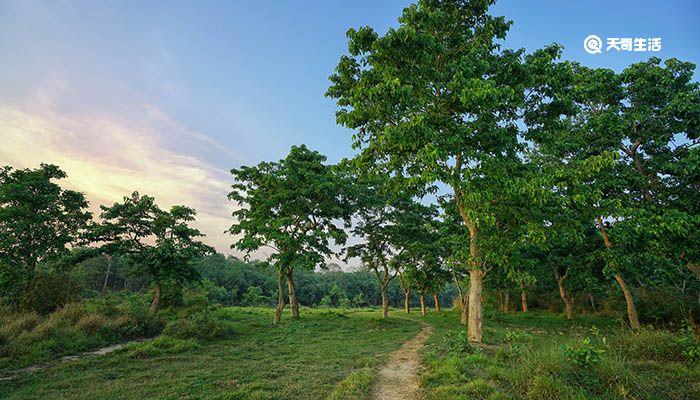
[1, 0, 698, 255]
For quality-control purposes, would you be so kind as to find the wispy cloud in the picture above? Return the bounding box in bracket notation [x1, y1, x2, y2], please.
[0, 101, 238, 254]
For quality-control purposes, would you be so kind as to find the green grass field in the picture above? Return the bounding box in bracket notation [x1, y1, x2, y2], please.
[420, 310, 700, 400]
[0, 307, 419, 400]
[2, 307, 698, 400]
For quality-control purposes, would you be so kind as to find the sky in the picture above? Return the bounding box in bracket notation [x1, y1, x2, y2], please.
[1, 0, 698, 260]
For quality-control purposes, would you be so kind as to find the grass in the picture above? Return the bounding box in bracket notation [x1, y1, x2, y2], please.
[0, 307, 420, 400]
[419, 309, 700, 400]
[0, 295, 162, 370]
[3, 305, 698, 399]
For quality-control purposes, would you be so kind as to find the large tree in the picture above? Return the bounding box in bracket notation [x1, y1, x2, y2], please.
[228, 145, 352, 324]
[525, 55, 700, 329]
[328, 0, 536, 342]
[0, 164, 92, 306]
[98, 192, 212, 312]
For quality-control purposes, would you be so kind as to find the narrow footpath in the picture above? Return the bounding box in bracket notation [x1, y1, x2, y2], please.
[372, 323, 433, 400]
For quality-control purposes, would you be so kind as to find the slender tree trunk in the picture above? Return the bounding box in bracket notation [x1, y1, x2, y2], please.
[614, 273, 641, 330]
[453, 273, 468, 325]
[498, 290, 504, 312]
[468, 269, 484, 342]
[598, 216, 641, 330]
[420, 292, 426, 317]
[504, 292, 510, 312]
[433, 293, 441, 312]
[150, 283, 162, 314]
[286, 270, 299, 320]
[519, 281, 528, 313]
[557, 276, 574, 320]
[381, 284, 389, 318]
[460, 297, 468, 325]
[101, 256, 112, 295]
[273, 269, 286, 325]
[589, 293, 597, 312]
[404, 288, 410, 314]
[454, 184, 483, 341]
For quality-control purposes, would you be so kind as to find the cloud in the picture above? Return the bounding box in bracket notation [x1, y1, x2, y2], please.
[0, 103, 238, 254]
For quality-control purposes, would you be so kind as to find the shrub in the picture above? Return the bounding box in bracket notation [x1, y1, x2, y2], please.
[76, 313, 109, 335]
[163, 308, 235, 341]
[565, 337, 605, 368]
[240, 286, 270, 307]
[21, 272, 82, 314]
[439, 330, 481, 355]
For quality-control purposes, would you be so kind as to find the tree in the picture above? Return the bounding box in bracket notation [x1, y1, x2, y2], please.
[0, 164, 92, 306]
[347, 175, 434, 318]
[525, 55, 700, 329]
[328, 0, 535, 342]
[98, 192, 212, 312]
[228, 145, 352, 324]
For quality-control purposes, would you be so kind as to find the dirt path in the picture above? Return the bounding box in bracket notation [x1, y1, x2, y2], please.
[0, 339, 149, 381]
[372, 323, 433, 400]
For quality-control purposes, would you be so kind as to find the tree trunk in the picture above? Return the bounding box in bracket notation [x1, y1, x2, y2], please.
[557, 277, 574, 320]
[589, 293, 597, 312]
[273, 269, 286, 324]
[101, 256, 112, 295]
[404, 289, 410, 314]
[468, 269, 484, 343]
[420, 292, 426, 317]
[460, 297, 468, 325]
[598, 216, 641, 330]
[150, 283, 162, 314]
[453, 273, 468, 325]
[504, 292, 510, 312]
[498, 290, 504, 312]
[614, 273, 641, 330]
[286, 270, 299, 320]
[381, 284, 389, 318]
[433, 293, 441, 312]
[519, 281, 528, 312]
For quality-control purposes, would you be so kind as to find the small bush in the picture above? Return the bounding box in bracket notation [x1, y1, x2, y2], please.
[21, 272, 82, 314]
[440, 330, 481, 355]
[163, 308, 235, 341]
[76, 314, 109, 335]
[565, 337, 605, 368]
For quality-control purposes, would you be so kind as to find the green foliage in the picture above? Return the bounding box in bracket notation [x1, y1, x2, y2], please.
[162, 308, 235, 341]
[240, 285, 270, 307]
[0, 164, 92, 307]
[96, 192, 213, 311]
[439, 329, 480, 356]
[609, 328, 700, 363]
[565, 337, 605, 368]
[20, 271, 82, 314]
[0, 295, 162, 370]
[229, 145, 352, 273]
[422, 310, 700, 400]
